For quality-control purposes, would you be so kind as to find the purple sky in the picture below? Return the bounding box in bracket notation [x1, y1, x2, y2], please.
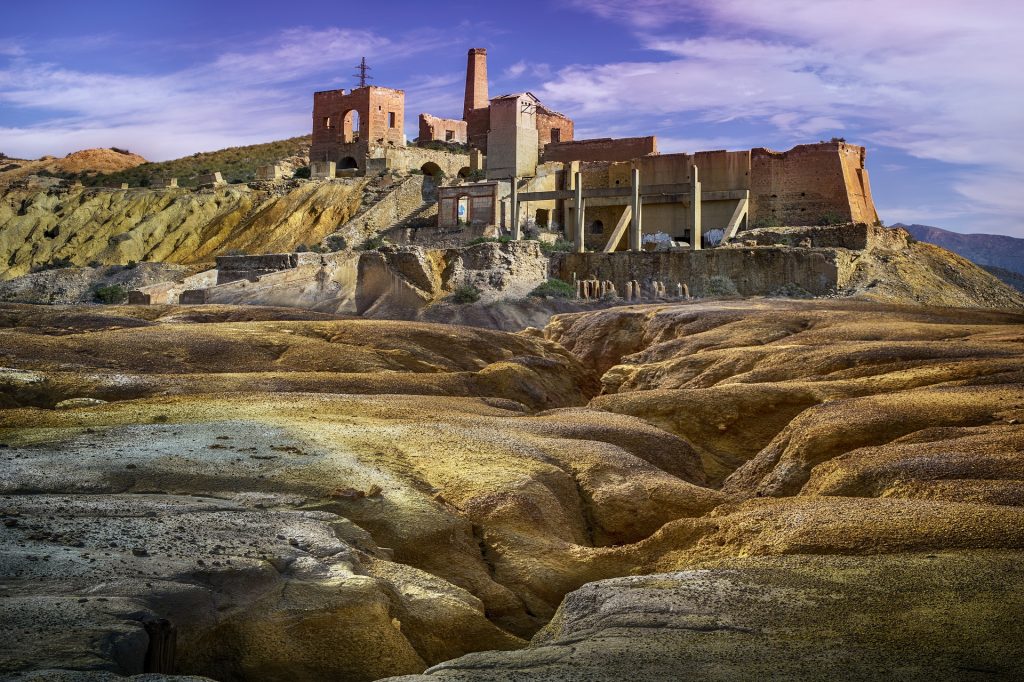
[2, 0, 1023, 236]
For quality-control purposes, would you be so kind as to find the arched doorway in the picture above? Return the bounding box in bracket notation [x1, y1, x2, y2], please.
[457, 196, 470, 225]
[421, 162, 444, 200]
[339, 156, 359, 170]
[590, 219, 604, 234]
[421, 162, 443, 179]
[343, 109, 361, 143]
[457, 166, 471, 179]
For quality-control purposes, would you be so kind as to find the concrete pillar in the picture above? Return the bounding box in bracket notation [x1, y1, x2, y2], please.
[690, 165, 702, 250]
[510, 177, 520, 240]
[573, 172, 585, 253]
[629, 167, 642, 252]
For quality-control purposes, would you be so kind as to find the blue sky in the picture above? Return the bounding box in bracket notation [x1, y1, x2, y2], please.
[2, 0, 1023, 236]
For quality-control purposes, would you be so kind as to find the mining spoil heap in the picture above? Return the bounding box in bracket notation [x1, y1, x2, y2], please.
[1, 298, 1022, 680]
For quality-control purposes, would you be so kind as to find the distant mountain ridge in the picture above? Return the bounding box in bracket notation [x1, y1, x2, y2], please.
[895, 223, 1024, 276]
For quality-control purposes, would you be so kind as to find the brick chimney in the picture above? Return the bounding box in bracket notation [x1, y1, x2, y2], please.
[463, 48, 489, 119]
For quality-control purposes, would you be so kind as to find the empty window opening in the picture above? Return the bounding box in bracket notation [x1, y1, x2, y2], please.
[589, 219, 604, 235]
[550, 128, 561, 143]
[339, 156, 359, 170]
[388, 112, 397, 128]
[445, 130, 455, 141]
[323, 117, 333, 129]
[343, 110, 361, 143]
[535, 209, 550, 227]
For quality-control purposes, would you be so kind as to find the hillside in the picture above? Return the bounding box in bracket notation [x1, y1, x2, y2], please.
[0, 148, 147, 184]
[896, 223, 1024, 275]
[0, 136, 312, 190]
[983, 264, 1024, 292]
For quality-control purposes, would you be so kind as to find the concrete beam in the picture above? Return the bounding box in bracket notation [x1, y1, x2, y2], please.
[630, 167, 642, 252]
[723, 190, 750, 241]
[573, 172, 585, 253]
[602, 205, 632, 253]
[691, 166, 702, 251]
[510, 176, 520, 240]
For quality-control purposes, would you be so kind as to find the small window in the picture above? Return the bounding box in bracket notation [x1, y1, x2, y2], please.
[378, 105, 382, 111]
[445, 130, 455, 141]
[323, 117, 332, 129]
[589, 219, 604, 234]
[388, 112, 397, 128]
[550, 128, 561, 143]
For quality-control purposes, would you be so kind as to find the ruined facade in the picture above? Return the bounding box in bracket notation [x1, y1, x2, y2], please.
[418, 114, 468, 144]
[310, 86, 406, 171]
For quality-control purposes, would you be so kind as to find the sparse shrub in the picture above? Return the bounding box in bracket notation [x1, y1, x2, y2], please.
[907, 235, 918, 245]
[325, 235, 348, 251]
[123, 260, 138, 270]
[875, 219, 886, 227]
[405, 216, 436, 230]
[359, 235, 389, 251]
[310, 244, 326, 253]
[111, 147, 131, 155]
[294, 243, 310, 253]
[409, 168, 424, 175]
[703, 275, 739, 298]
[466, 169, 486, 182]
[449, 284, 481, 304]
[817, 212, 844, 226]
[539, 238, 574, 256]
[529, 278, 574, 299]
[93, 284, 128, 304]
[87, 260, 102, 268]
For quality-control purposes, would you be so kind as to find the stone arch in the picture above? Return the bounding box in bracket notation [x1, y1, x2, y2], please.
[342, 109, 361, 143]
[339, 156, 359, 170]
[421, 162, 444, 179]
[457, 166, 471, 179]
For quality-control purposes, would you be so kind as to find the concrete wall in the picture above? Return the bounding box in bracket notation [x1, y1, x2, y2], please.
[418, 114, 468, 144]
[215, 254, 298, 285]
[543, 137, 656, 163]
[552, 248, 855, 298]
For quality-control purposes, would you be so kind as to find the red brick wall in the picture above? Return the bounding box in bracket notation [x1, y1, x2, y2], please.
[750, 142, 877, 226]
[311, 86, 405, 166]
[543, 136, 657, 163]
[536, 108, 574, 147]
[465, 107, 491, 152]
[418, 114, 468, 144]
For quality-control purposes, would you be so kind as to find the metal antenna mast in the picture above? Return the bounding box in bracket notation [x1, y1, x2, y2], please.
[353, 57, 373, 88]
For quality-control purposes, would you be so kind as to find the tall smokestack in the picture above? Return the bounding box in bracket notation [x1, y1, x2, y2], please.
[464, 48, 489, 119]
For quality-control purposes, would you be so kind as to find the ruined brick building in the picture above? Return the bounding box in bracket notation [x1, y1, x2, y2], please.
[310, 47, 879, 252]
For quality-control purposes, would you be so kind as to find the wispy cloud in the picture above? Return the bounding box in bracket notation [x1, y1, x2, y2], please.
[0, 26, 445, 160]
[549, 0, 1024, 233]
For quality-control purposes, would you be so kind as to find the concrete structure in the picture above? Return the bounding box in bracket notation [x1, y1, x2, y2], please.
[161, 178, 178, 188]
[486, 94, 540, 180]
[418, 114, 467, 144]
[310, 161, 336, 180]
[196, 172, 224, 187]
[438, 182, 501, 228]
[257, 165, 283, 180]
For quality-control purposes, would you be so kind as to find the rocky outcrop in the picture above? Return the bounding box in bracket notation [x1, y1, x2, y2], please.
[356, 242, 549, 318]
[391, 551, 1024, 681]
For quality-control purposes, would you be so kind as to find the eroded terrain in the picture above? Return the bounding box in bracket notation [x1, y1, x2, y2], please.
[1, 299, 1023, 680]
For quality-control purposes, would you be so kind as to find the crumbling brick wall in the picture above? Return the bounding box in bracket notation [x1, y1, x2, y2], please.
[543, 136, 656, 163]
[311, 86, 405, 169]
[749, 142, 878, 226]
[418, 114, 468, 144]
[438, 182, 498, 228]
[536, 107, 574, 147]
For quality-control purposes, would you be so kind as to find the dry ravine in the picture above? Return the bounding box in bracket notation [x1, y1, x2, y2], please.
[1, 299, 1022, 681]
